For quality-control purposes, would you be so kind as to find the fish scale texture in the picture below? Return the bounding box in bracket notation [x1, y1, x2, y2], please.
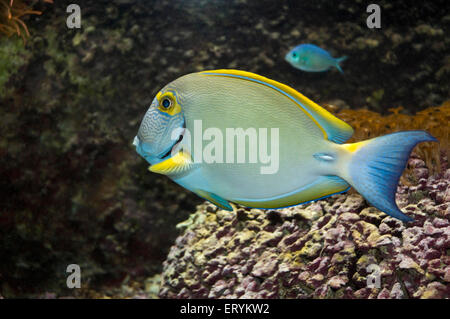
[159, 154, 450, 299]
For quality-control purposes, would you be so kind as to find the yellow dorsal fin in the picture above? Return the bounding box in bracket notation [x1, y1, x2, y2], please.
[149, 151, 194, 175]
[201, 69, 354, 144]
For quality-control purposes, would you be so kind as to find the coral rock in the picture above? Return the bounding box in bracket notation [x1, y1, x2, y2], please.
[159, 153, 450, 299]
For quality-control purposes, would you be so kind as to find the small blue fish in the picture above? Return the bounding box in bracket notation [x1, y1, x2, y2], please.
[285, 44, 347, 73]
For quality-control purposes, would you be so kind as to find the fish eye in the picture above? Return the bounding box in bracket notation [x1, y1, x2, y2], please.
[161, 97, 172, 109]
[292, 52, 297, 58]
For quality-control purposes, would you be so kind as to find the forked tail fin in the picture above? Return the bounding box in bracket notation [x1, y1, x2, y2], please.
[344, 131, 437, 222]
[335, 56, 347, 73]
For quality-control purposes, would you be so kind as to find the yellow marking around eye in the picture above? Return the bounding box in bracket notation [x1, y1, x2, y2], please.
[157, 91, 181, 116]
[200, 69, 353, 142]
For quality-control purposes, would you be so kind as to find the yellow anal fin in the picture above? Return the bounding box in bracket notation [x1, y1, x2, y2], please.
[234, 175, 350, 209]
[195, 189, 233, 211]
[201, 69, 354, 144]
[149, 151, 194, 175]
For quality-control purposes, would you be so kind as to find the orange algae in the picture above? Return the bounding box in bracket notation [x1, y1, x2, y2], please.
[324, 101, 450, 177]
[0, 0, 52, 41]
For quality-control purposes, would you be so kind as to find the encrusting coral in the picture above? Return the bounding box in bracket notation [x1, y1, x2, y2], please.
[159, 152, 450, 299]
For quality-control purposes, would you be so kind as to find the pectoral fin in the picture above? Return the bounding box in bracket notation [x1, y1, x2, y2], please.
[195, 189, 233, 211]
[149, 151, 194, 175]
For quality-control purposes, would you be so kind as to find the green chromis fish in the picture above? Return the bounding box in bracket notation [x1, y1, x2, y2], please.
[285, 44, 347, 73]
[133, 69, 436, 222]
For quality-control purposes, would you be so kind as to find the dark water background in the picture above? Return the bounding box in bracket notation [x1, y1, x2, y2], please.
[0, 0, 448, 297]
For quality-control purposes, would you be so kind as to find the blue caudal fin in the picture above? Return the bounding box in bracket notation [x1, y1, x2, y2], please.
[335, 56, 347, 74]
[346, 131, 437, 222]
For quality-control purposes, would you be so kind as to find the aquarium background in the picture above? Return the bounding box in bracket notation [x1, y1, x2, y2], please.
[0, 0, 449, 298]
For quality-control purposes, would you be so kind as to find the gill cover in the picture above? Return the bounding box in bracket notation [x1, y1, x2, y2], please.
[137, 90, 185, 158]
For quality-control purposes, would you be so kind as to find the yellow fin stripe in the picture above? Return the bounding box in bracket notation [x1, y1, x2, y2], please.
[234, 176, 349, 209]
[342, 140, 368, 153]
[201, 69, 353, 143]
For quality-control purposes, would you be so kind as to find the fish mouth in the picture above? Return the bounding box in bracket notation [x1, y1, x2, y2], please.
[160, 131, 184, 159]
[159, 120, 186, 159]
[284, 51, 292, 62]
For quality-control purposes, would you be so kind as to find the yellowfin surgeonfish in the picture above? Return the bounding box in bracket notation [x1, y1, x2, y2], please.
[133, 70, 437, 222]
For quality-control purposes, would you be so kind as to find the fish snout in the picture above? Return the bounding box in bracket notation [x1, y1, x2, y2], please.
[284, 52, 291, 63]
[133, 135, 158, 159]
[132, 135, 140, 148]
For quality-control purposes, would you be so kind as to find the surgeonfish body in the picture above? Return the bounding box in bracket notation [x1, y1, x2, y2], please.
[285, 44, 347, 73]
[134, 69, 436, 222]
